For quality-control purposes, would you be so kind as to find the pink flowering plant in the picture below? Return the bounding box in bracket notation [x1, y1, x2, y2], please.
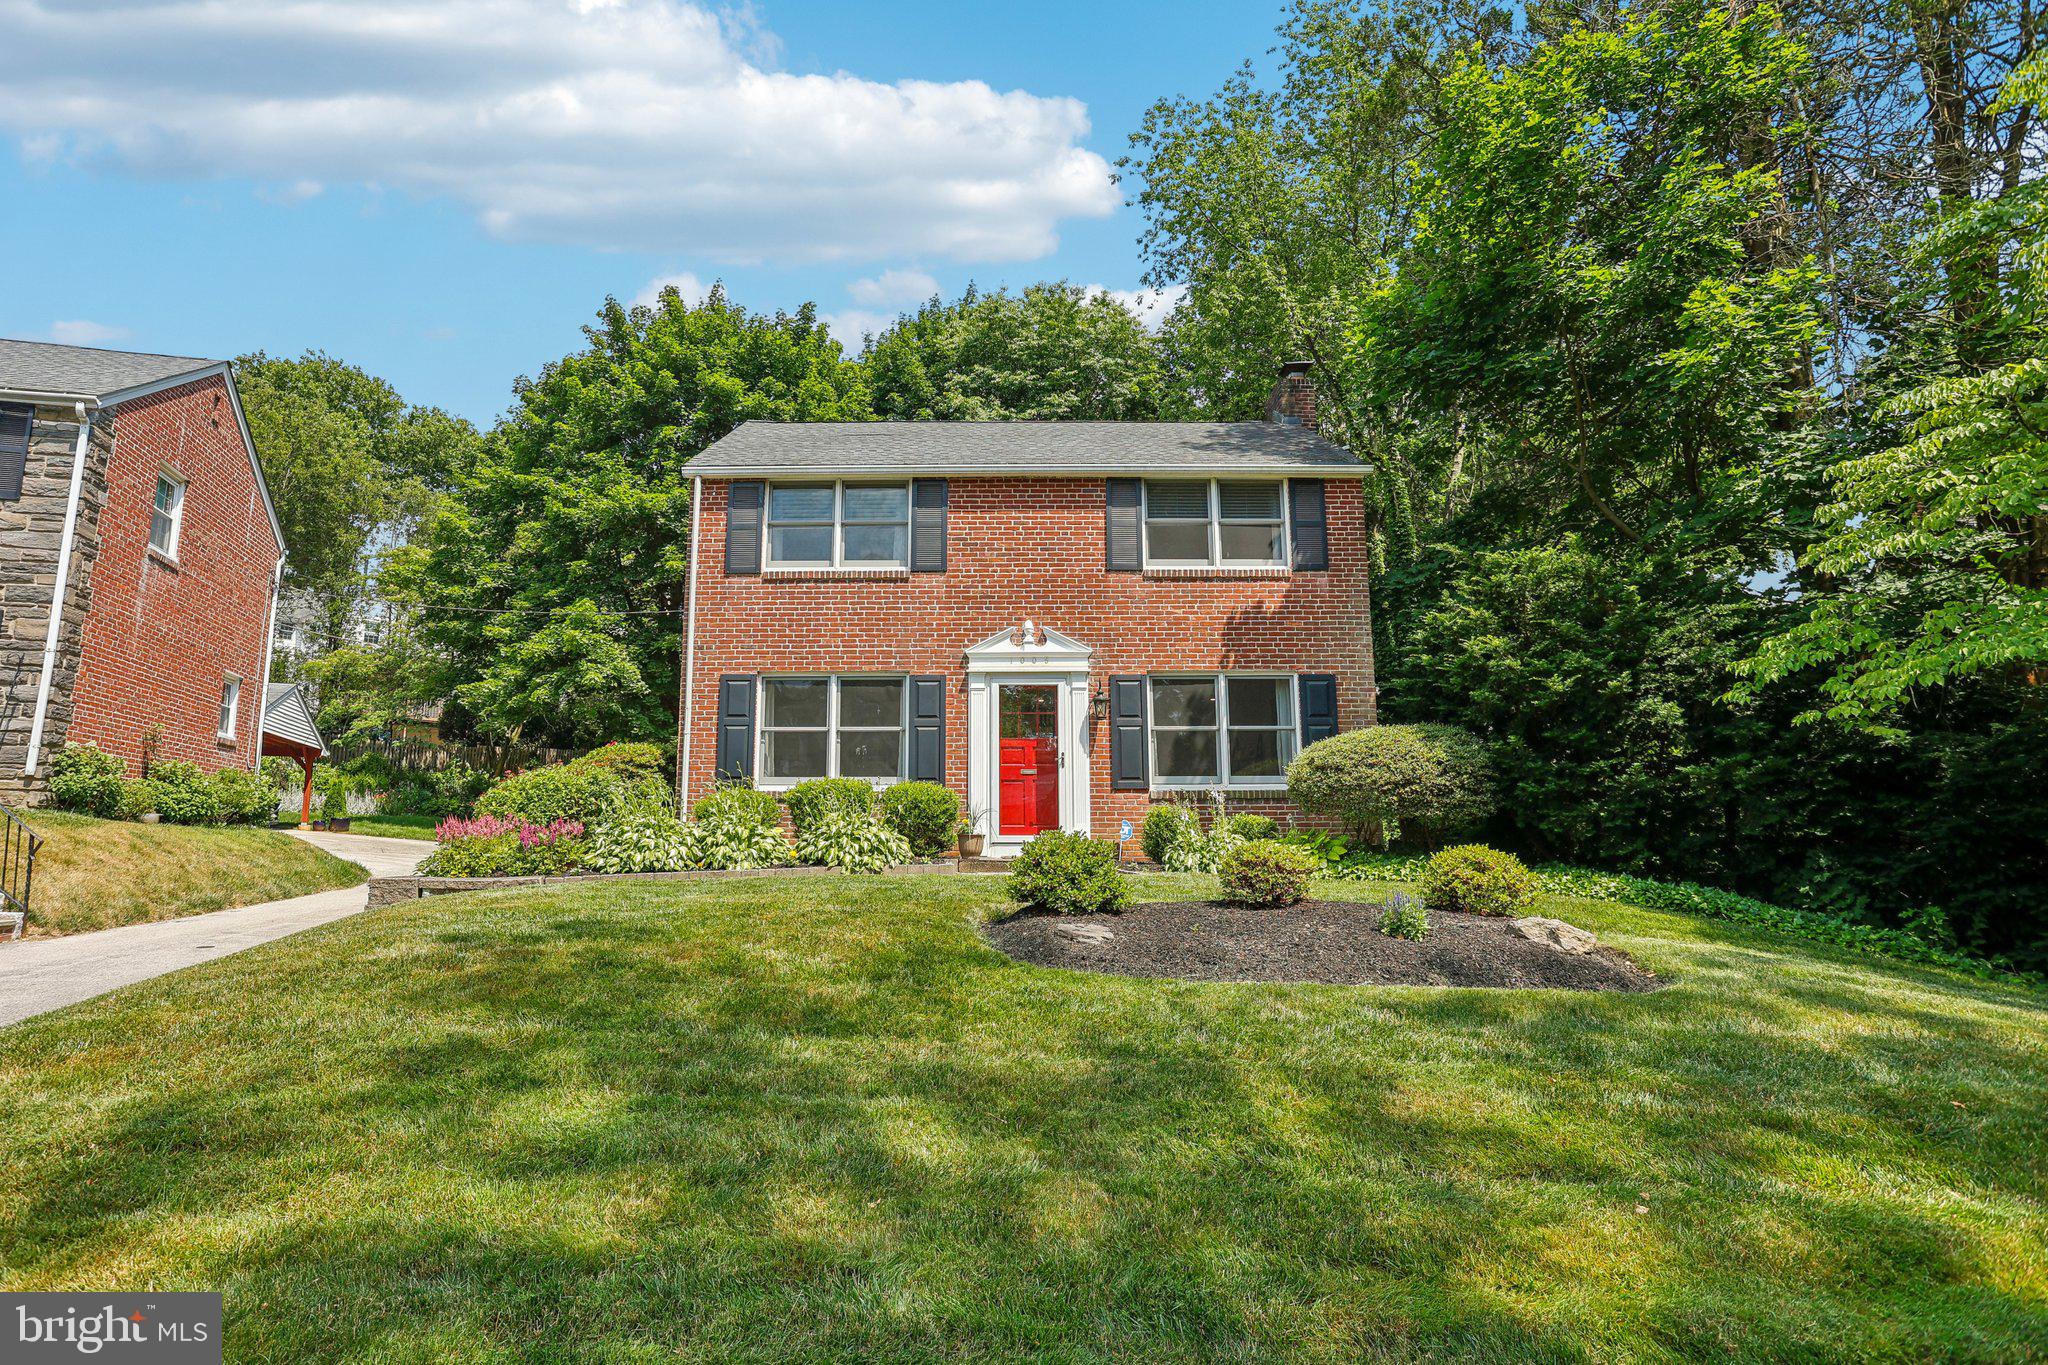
[422, 814, 589, 877]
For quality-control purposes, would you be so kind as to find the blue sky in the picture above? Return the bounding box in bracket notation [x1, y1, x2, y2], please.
[0, 0, 1284, 423]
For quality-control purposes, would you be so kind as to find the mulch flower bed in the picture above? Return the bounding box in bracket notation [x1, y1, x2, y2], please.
[984, 899, 1661, 992]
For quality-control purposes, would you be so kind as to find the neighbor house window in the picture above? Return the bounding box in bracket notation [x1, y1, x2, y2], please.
[218, 676, 241, 740]
[150, 473, 186, 557]
[1142, 480, 1286, 567]
[1149, 674, 1297, 786]
[765, 482, 909, 568]
[760, 676, 907, 784]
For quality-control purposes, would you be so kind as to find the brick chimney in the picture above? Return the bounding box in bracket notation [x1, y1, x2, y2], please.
[1265, 360, 1317, 430]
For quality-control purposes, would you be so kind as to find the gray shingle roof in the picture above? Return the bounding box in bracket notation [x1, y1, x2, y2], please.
[0, 337, 221, 401]
[688, 421, 1365, 477]
[262, 683, 326, 755]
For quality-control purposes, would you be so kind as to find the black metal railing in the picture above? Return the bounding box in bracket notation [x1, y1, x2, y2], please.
[0, 805, 40, 939]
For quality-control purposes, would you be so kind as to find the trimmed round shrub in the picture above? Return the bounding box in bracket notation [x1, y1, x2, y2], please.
[583, 808, 698, 873]
[879, 781, 961, 858]
[784, 777, 877, 834]
[212, 766, 277, 824]
[1218, 838, 1315, 907]
[321, 782, 348, 821]
[1287, 723, 1493, 848]
[1421, 844, 1536, 917]
[477, 763, 665, 831]
[1141, 805, 1199, 864]
[692, 784, 780, 828]
[571, 741, 668, 782]
[795, 810, 912, 873]
[1222, 812, 1278, 841]
[1008, 831, 1131, 916]
[49, 743, 127, 818]
[146, 761, 221, 825]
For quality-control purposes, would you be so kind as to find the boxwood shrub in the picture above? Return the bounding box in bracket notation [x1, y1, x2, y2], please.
[1218, 838, 1316, 908]
[1420, 844, 1536, 917]
[1008, 831, 1131, 916]
[879, 781, 961, 858]
[1287, 723, 1493, 847]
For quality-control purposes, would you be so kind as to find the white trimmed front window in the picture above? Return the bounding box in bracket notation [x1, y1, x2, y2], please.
[1149, 674, 1298, 787]
[150, 473, 186, 558]
[760, 675, 908, 785]
[765, 482, 910, 568]
[1142, 479, 1287, 567]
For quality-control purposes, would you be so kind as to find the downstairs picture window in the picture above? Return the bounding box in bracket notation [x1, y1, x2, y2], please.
[1149, 674, 1297, 786]
[760, 676, 907, 784]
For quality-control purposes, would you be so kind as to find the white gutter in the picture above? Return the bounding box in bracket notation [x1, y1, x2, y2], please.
[677, 475, 704, 814]
[25, 404, 95, 776]
[254, 550, 287, 772]
[0, 389, 99, 408]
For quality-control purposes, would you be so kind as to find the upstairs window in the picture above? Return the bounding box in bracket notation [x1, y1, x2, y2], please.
[765, 482, 909, 568]
[218, 675, 241, 740]
[1142, 479, 1286, 567]
[760, 675, 907, 784]
[1149, 674, 1298, 787]
[150, 473, 186, 558]
[0, 402, 30, 503]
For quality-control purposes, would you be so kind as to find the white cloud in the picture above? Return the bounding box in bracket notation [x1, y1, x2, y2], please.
[49, 320, 131, 345]
[0, 1, 1119, 264]
[632, 272, 709, 308]
[256, 179, 325, 206]
[1082, 283, 1188, 331]
[819, 309, 898, 353]
[847, 268, 939, 307]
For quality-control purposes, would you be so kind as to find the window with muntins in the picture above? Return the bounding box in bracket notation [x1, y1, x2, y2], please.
[218, 676, 241, 739]
[765, 482, 910, 568]
[1149, 674, 1297, 786]
[1142, 480, 1287, 567]
[760, 676, 907, 784]
[150, 473, 186, 557]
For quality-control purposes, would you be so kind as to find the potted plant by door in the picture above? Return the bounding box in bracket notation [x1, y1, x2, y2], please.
[321, 783, 350, 833]
[957, 811, 986, 859]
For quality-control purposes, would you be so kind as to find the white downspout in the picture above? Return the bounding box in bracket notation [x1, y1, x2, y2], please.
[254, 550, 286, 772]
[25, 404, 96, 777]
[677, 474, 703, 814]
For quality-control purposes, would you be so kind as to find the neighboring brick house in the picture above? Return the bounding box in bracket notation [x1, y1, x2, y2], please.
[678, 364, 1375, 855]
[0, 339, 285, 801]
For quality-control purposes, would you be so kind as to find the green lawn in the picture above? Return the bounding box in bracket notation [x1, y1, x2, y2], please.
[341, 813, 440, 841]
[21, 812, 367, 938]
[2, 872, 2044, 1360]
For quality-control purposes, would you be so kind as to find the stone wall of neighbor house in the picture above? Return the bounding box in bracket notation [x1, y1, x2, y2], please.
[0, 405, 116, 803]
[678, 474, 1376, 837]
[65, 374, 280, 780]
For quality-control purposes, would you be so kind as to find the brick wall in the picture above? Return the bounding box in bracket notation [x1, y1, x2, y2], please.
[679, 474, 1376, 835]
[64, 374, 281, 778]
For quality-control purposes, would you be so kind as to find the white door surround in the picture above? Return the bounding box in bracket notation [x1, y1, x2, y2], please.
[964, 622, 1092, 855]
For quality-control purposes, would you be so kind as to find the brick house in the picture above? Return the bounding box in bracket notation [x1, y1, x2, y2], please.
[0, 339, 285, 801]
[677, 364, 1375, 854]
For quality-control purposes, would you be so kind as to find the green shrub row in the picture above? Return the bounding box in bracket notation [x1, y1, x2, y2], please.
[49, 743, 280, 826]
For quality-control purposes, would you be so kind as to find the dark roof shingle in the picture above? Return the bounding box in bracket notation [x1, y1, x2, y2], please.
[688, 421, 1365, 477]
[0, 338, 220, 401]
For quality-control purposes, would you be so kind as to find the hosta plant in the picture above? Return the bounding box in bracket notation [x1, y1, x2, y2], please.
[583, 808, 700, 873]
[794, 811, 911, 874]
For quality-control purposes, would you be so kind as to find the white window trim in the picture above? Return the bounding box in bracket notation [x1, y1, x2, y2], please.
[755, 673, 911, 790]
[1141, 478, 1291, 569]
[218, 674, 241, 741]
[763, 480, 912, 570]
[150, 471, 187, 559]
[1148, 672, 1299, 790]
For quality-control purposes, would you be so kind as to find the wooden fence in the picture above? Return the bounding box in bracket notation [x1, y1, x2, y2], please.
[326, 737, 577, 776]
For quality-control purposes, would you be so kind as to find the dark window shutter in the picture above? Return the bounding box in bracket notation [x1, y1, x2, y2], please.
[1299, 674, 1339, 747]
[1109, 676, 1149, 790]
[1289, 479, 1327, 571]
[911, 479, 948, 572]
[725, 480, 763, 575]
[909, 675, 946, 781]
[0, 404, 30, 503]
[714, 675, 756, 781]
[1105, 478, 1142, 572]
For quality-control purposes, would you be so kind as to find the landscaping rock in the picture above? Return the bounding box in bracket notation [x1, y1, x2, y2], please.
[1053, 921, 1116, 947]
[1513, 917, 1598, 954]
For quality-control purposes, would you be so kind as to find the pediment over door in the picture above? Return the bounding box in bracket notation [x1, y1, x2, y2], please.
[963, 622, 1093, 673]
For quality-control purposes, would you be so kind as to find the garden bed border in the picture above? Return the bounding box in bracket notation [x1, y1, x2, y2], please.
[368, 859, 1013, 908]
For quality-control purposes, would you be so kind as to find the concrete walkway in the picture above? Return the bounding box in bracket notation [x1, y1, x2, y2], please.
[0, 829, 430, 1029]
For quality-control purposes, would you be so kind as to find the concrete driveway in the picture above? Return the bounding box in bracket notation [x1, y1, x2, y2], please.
[0, 829, 429, 1029]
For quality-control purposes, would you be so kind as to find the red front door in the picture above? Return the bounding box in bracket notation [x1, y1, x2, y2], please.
[999, 684, 1060, 836]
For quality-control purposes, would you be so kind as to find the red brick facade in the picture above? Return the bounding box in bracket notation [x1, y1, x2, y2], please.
[65, 374, 281, 776]
[679, 473, 1376, 839]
